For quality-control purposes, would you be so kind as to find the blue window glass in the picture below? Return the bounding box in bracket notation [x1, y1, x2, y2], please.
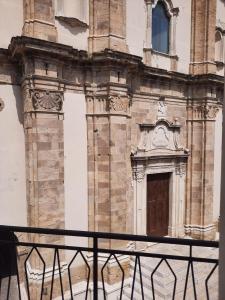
[152, 1, 170, 54]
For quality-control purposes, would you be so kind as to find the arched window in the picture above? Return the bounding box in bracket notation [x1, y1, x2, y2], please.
[152, 1, 170, 54]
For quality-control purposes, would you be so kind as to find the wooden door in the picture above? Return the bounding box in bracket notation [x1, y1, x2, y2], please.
[147, 173, 170, 236]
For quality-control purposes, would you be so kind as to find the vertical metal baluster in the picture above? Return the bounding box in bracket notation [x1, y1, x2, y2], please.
[164, 260, 177, 300]
[113, 254, 125, 300]
[93, 237, 98, 300]
[6, 276, 11, 300]
[138, 256, 145, 300]
[183, 261, 190, 300]
[131, 256, 138, 300]
[34, 248, 46, 300]
[205, 262, 218, 300]
[189, 246, 197, 299]
[68, 251, 79, 300]
[79, 251, 91, 300]
[101, 254, 112, 300]
[151, 259, 164, 300]
[50, 249, 57, 300]
[15, 247, 22, 300]
[56, 249, 64, 300]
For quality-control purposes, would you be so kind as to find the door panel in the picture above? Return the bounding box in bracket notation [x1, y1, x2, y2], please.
[147, 173, 170, 236]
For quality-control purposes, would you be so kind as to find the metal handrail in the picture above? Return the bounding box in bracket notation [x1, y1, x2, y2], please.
[0, 225, 219, 300]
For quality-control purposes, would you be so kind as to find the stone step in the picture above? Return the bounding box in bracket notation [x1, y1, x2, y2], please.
[128, 250, 218, 300]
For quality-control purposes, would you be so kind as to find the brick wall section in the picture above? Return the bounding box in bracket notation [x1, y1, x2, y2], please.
[190, 0, 217, 74]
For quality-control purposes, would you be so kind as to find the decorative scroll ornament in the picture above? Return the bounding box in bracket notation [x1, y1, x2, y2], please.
[175, 164, 186, 177]
[109, 95, 130, 113]
[32, 90, 63, 111]
[0, 98, 4, 111]
[133, 168, 145, 183]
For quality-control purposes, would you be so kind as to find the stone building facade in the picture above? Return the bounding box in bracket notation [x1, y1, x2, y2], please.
[0, 0, 224, 249]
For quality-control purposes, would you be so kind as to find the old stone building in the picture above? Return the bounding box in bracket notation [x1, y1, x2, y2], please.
[0, 0, 224, 251]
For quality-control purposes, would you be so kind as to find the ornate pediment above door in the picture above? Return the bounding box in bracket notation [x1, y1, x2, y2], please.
[134, 119, 188, 158]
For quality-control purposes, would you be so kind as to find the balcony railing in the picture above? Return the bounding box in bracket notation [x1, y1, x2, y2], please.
[0, 225, 219, 300]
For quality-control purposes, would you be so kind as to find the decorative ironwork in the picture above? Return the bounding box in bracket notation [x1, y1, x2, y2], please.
[0, 225, 219, 300]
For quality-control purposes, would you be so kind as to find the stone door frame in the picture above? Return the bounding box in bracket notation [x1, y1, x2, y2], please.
[133, 157, 186, 238]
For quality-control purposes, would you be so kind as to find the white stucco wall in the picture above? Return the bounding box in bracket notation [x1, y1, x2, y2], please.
[217, 0, 225, 26]
[216, 0, 225, 76]
[63, 0, 88, 23]
[174, 0, 191, 74]
[55, 0, 89, 50]
[126, 0, 146, 57]
[64, 92, 88, 250]
[0, 85, 27, 226]
[0, 0, 23, 49]
[56, 20, 89, 50]
[213, 108, 223, 222]
[126, 0, 191, 74]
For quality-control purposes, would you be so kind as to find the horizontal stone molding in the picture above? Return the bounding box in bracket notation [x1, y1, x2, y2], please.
[184, 224, 216, 233]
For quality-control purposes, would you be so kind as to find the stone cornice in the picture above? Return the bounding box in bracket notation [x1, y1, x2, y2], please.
[6, 36, 225, 88]
[9, 36, 88, 62]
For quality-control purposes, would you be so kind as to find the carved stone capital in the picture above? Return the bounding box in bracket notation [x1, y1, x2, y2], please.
[133, 168, 145, 183]
[86, 94, 131, 116]
[109, 95, 131, 114]
[23, 89, 64, 113]
[192, 105, 219, 120]
[175, 164, 186, 177]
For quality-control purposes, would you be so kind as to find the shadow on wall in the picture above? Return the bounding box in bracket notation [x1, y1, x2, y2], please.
[12, 85, 23, 125]
[57, 18, 88, 36]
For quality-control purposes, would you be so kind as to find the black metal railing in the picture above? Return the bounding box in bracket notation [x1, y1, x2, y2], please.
[0, 225, 219, 300]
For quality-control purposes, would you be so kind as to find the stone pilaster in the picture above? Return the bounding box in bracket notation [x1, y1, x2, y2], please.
[186, 101, 219, 239]
[190, 0, 217, 74]
[89, 0, 127, 53]
[23, 0, 57, 41]
[86, 92, 132, 247]
[22, 86, 64, 231]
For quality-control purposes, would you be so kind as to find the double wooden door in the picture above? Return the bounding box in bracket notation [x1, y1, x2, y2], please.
[147, 173, 170, 236]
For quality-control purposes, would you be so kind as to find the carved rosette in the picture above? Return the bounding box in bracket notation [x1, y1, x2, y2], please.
[32, 90, 63, 112]
[192, 105, 219, 120]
